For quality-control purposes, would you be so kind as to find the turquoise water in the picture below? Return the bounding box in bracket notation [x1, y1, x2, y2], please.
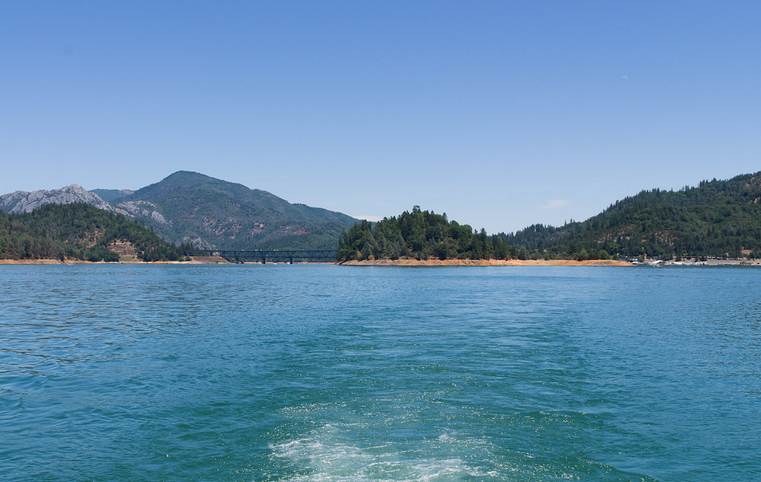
[1, 266, 760, 481]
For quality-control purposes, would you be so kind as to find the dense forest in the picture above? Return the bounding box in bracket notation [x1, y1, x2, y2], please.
[337, 206, 512, 261]
[339, 173, 761, 261]
[508, 173, 761, 259]
[0, 203, 187, 261]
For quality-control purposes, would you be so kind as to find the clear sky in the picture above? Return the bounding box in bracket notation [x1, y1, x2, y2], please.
[2, 1, 759, 232]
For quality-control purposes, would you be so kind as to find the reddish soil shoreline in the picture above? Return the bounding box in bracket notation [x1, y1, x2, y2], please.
[340, 258, 633, 267]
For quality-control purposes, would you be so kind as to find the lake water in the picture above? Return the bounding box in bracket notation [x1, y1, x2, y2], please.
[1, 265, 760, 481]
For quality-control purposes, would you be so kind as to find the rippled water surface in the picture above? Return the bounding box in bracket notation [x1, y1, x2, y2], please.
[1, 265, 760, 481]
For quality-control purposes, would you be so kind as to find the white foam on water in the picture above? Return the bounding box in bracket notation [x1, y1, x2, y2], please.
[269, 425, 499, 481]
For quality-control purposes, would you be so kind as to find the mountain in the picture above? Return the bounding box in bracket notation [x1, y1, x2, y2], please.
[107, 171, 357, 250]
[0, 203, 186, 261]
[1, 171, 358, 250]
[0, 185, 113, 214]
[507, 172, 761, 259]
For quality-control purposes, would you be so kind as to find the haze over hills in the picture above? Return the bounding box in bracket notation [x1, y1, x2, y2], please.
[0, 171, 358, 250]
[91, 189, 135, 203]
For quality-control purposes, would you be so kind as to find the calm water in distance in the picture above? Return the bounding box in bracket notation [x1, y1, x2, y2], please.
[1, 265, 760, 481]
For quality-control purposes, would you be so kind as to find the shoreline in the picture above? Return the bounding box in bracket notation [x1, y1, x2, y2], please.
[340, 258, 633, 267]
[0, 256, 229, 265]
[4, 257, 761, 267]
[0, 257, 335, 265]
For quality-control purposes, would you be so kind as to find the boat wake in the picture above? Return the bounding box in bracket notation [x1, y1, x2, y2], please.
[269, 424, 499, 481]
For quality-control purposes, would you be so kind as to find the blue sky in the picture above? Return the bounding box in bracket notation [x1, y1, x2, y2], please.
[2, 1, 759, 232]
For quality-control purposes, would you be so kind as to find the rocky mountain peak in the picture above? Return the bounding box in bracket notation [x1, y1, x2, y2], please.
[0, 185, 113, 214]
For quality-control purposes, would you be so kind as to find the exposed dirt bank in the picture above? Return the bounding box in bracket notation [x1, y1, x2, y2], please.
[0, 258, 635, 267]
[340, 258, 633, 267]
[186, 256, 230, 264]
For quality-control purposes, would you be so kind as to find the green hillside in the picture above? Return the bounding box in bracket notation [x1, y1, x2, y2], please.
[507, 172, 761, 259]
[0, 203, 186, 261]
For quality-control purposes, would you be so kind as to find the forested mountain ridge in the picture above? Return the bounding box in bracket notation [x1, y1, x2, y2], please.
[507, 172, 761, 259]
[0, 203, 186, 261]
[339, 172, 761, 261]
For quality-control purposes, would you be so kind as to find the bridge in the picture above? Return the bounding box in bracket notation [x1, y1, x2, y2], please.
[191, 249, 337, 264]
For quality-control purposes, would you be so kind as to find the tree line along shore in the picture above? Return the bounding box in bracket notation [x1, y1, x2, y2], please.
[0, 204, 628, 265]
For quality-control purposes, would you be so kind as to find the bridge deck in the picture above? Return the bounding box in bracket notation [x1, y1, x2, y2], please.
[191, 249, 337, 263]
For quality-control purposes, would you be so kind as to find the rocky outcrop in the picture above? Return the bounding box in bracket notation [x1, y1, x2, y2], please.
[0, 185, 114, 214]
[114, 200, 168, 224]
